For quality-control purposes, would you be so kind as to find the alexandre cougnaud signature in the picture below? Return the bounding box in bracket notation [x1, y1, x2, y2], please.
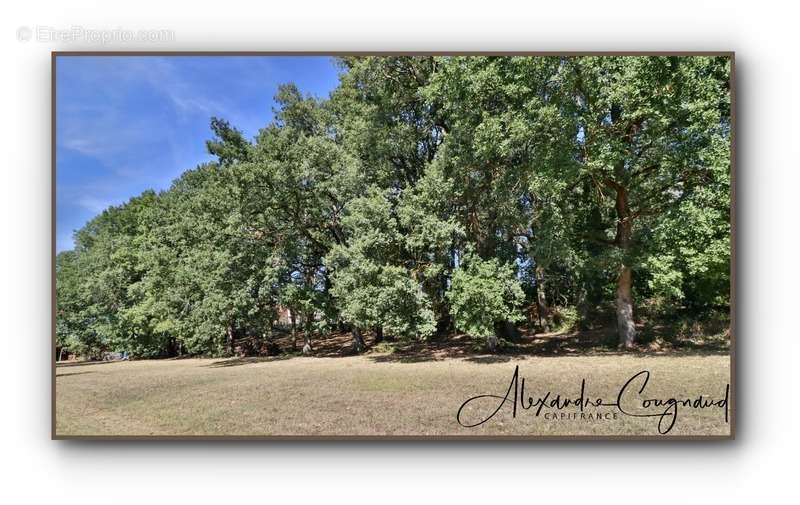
[457, 366, 730, 434]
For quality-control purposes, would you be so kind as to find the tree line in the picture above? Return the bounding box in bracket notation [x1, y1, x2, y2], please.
[56, 56, 731, 358]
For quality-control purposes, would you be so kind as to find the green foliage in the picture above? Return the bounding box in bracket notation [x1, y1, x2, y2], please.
[644, 254, 685, 302]
[326, 189, 437, 340]
[448, 254, 525, 340]
[551, 306, 579, 333]
[206, 117, 251, 166]
[57, 56, 731, 357]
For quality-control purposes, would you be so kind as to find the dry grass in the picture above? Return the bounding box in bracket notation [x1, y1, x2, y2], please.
[56, 350, 731, 437]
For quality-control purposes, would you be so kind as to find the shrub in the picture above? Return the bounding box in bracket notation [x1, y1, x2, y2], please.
[551, 306, 579, 333]
[447, 254, 525, 349]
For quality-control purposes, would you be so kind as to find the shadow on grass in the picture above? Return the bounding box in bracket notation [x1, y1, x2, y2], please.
[56, 370, 95, 377]
[366, 325, 730, 365]
[205, 355, 294, 368]
[200, 323, 730, 368]
[56, 360, 118, 368]
[366, 332, 618, 364]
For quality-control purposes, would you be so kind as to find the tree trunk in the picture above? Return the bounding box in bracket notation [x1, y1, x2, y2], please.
[289, 310, 297, 351]
[535, 265, 550, 332]
[610, 170, 637, 349]
[616, 264, 636, 349]
[485, 334, 498, 352]
[352, 327, 366, 353]
[226, 324, 235, 355]
[374, 325, 384, 344]
[302, 311, 313, 354]
[577, 287, 591, 331]
[167, 337, 178, 357]
[265, 318, 273, 342]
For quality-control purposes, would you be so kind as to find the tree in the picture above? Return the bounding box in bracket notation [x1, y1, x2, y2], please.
[448, 253, 526, 351]
[240, 83, 364, 350]
[421, 57, 577, 334]
[206, 117, 252, 166]
[558, 56, 731, 347]
[326, 189, 437, 351]
[56, 250, 102, 358]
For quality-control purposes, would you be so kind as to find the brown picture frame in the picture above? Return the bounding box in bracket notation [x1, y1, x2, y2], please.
[52, 51, 736, 441]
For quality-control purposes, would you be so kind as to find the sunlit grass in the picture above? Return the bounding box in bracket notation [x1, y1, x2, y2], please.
[56, 352, 731, 437]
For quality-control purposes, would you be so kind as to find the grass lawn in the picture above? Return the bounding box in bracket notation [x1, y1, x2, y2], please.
[55, 343, 731, 437]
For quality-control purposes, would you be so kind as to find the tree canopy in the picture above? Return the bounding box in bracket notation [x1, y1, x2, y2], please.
[56, 55, 731, 358]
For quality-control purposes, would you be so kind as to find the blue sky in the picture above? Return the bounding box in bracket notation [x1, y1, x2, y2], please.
[56, 56, 341, 252]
